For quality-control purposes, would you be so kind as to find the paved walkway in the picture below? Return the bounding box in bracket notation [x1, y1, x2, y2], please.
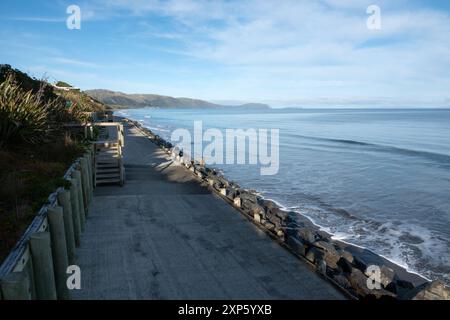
[72, 123, 345, 299]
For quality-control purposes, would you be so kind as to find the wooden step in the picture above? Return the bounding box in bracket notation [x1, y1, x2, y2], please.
[96, 161, 119, 166]
[96, 148, 117, 151]
[96, 173, 121, 179]
[96, 178, 121, 184]
[97, 156, 119, 161]
[97, 147, 120, 151]
[96, 157, 119, 161]
[96, 163, 119, 168]
[96, 168, 120, 174]
[97, 157, 119, 161]
[96, 163, 118, 167]
[96, 156, 119, 160]
[97, 147, 119, 151]
[96, 151, 119, 156]
[97, 149, 119, 153]
[97, 145, 119, 148]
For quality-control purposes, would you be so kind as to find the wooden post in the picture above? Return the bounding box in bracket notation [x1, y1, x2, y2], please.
[73, 170, 86, 231]
[84, 154, 90, 199]
[89, 163, 94, 200]
[86, 153, 93, 201]
[92, 145, 97, 188]
[85, 150, 91, 189]
[21, 251, 37, 299]
[90, 146, 95, 189]
[67, 178, 81, 246]
[119, 124, 124, 147]
[79, 158, 87, 207]
[29, 231, 57, 300]
[85, 152, 94, 199]
[89, 152, 94, 197]
[47, 206, 70, 300]
[57, 190, 76, 265]
[89, 125, 94, 140]
[85, 159, 92, 205]
[79, 158, 90, 210]
[0, 271, 32, 300]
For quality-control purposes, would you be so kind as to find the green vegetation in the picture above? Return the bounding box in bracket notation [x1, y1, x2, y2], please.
[0, 75, 52, 148]
[0, 65, 108, 264]
[55, 81, 72, 88]
[56, 87, 108, 113]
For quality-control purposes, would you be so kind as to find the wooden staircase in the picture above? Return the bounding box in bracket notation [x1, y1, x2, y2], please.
[94, 123, 125, 186]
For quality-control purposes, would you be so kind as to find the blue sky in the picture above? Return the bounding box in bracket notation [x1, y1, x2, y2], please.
[1, 0, 450, 107]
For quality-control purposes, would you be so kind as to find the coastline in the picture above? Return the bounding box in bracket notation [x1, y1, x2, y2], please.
[121, 114, 430, 285]
[119, 115, 450, 300]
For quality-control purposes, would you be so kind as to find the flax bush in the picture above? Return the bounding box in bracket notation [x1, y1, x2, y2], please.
[0, 75, 52, 148]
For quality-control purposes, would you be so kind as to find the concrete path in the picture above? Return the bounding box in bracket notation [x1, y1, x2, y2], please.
[72, 123, 345, 300]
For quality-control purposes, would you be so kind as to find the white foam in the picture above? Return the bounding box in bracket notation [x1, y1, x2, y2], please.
[264, 197, 434, 281]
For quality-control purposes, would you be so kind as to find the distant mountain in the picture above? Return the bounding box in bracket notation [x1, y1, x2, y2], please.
[85, 89, 270, 110]
[237, 103, 271, 109]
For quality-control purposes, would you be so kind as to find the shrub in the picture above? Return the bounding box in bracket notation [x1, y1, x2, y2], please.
[0, 75, 54, 148]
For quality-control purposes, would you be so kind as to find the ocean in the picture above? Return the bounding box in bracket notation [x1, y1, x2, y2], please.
[117, 108, 450, 284]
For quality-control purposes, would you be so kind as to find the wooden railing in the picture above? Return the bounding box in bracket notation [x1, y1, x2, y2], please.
[0, 147, 95, 300]
[93, 122, 125, 186]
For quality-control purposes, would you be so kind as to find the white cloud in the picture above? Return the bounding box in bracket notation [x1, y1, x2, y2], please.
[7, 16, 66, 22]
[52, 57, 102, 68]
